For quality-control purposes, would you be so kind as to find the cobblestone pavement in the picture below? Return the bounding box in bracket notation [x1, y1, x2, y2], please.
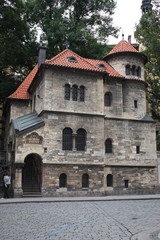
[0, 199, 160, 240]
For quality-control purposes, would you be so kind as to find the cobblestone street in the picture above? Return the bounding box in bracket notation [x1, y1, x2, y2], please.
[0, 199, 160, 240]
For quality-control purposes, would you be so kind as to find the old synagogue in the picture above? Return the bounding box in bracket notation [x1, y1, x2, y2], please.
[4, 38, 159, 197]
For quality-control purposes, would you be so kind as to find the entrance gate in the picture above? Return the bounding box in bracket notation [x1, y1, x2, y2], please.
[22, 154, 42, 195]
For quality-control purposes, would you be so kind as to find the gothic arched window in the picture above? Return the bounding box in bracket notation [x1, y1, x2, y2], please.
[59, 173, 67, 187]
[104, 92, 112, 106]
[107, 174, 113, 187]
[79, 86, 85, 102]
[64, 84, 70, 100]
[82, 174, 89, 188]
[72, 85, 78, 101]
[105, 139, 113, 153]
[76, 128, 86, 151]
[62, 128, 73, 150]
[125, 64, 130, 75]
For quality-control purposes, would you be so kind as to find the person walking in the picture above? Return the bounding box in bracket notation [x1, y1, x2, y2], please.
[3, 172, 11, 198]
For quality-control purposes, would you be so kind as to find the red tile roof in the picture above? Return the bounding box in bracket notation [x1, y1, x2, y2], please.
[104, 40, 138, 58]
[8, 45, 144, 100]
[8, 65, 38, 99]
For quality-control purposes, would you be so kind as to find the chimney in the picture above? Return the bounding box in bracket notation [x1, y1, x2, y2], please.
[38, 46, 47, 68]
[128, 35, 131, 44]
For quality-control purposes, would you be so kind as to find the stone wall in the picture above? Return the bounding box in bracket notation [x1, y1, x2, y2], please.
[106, 54, 145, 80]
[42, 164, 104, 197]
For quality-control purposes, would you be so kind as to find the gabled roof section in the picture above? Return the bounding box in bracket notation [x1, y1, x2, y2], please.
[85, 58, 123, 78]
[46, 49, 109, 73]
[8, 65, 38, 100]
[12, 112, 45, 136]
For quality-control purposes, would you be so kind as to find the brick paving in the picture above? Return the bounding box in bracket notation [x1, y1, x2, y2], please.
[0, 196, 160, 240]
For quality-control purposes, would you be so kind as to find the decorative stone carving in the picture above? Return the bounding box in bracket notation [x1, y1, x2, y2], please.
[26, 132, 43, 144]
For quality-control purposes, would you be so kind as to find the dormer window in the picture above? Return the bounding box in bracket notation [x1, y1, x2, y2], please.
[97, 64, 107, 70]
[67, 56, 78, 63]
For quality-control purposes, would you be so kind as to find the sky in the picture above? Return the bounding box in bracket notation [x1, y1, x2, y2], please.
[108, 0, 142, 44]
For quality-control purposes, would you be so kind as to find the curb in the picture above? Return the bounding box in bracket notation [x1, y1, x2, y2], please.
[1, 194, 160, 204]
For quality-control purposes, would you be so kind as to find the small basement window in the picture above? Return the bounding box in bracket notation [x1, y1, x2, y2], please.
[124, 180, 129, 188]
[136, 146, 140, 154]
[134, 100, 138, 108]
[67, 56, 78, 63]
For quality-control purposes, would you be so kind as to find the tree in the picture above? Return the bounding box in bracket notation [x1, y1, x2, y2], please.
[25, 0, 118, 59]
[0, 0, 38, 100]
[135, 0, 160, 120]
[135, 0, 160, 150]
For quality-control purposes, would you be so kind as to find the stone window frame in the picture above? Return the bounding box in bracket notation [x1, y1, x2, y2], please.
[62, 127, 87, 151]
[64, 84, 85, 102]
[125, 64, 141, 77]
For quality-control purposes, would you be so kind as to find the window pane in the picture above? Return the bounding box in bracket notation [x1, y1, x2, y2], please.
[59, 173, 67, 187]
[125, 65, 130, 75]
[65, 84, 70, 100]
[105, 139, 112, 153]
[62, 128, 73, 150]
[72, 85, 78, 101]
[76, 129, 86, 151]
[107, 174, 113, 187]
[132, 65, 136, 75]
[104, 92, 112, 106]
[80, 86, 85, 101]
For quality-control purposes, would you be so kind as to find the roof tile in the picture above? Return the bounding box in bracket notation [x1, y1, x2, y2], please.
[104, 40, 138, 58]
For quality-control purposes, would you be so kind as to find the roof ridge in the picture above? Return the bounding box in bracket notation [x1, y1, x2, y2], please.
[46, 49, 73, 63]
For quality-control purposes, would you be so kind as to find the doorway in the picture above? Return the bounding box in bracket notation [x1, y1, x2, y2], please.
[22, 154, 42, 194]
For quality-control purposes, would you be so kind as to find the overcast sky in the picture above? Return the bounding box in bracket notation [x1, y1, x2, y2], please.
[108, 0, 142, 44]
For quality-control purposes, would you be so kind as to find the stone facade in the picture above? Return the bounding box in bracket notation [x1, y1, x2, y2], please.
[5, 41, 159, 197]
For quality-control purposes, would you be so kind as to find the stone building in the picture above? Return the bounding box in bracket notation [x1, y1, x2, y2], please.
[4, 39, 159, 197]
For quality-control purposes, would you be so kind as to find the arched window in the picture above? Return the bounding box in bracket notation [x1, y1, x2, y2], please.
[107, 174, 113, 187]
[62, 128, 73, 150]
[125, 64, 130, 75]
[79, 86, 85, 102]
[72, 85, 78, 101]
[104, 92, 112, 106]
[82, 174, 89, 188]
[132, 65, 136, 75]
[76, 128, 86, 151]
[136, 66, 141, 77]
[59, 173, 67, 187]
[105, 139, 113, 153]
[64, 84, 71, 100]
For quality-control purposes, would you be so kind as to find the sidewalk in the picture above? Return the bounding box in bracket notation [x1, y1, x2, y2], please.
[1, 194, 160, 204]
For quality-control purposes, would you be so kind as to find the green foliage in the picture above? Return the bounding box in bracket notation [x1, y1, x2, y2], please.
[135, 2, 160, 120]
[0, 0, 38, 100]
[25, 0, 118, 59]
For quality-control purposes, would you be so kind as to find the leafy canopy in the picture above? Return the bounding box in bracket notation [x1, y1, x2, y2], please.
[25, 0, 118, 58]
[135, 0, 160, 120]
[0, 0, 38, 100]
